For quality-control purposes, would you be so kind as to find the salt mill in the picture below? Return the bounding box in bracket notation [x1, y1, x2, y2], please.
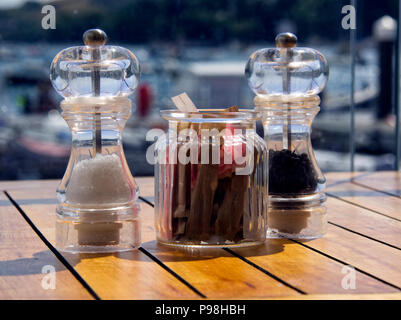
[50, 29, 141, 252]
[246, 33, 329, 239]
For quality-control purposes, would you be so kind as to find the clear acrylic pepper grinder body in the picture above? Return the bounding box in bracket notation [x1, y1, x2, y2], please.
[50, 29, 141, 253]
[246, 33, 329, 239]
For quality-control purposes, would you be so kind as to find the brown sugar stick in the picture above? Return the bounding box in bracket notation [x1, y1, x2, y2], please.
[171, 144, 191, 238]
[214, 174, 249, 241]
[186, 145, 219, 241]
[171, 93, 198, 112]
[169, 97, 242, 241]
[224, 105, 239, 112]
[184, 105, 239, 240]
[170, 93, 198, 239]
[243, 146, 259, 240]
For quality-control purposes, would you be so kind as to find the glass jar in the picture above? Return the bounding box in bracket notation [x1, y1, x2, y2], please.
[50, 29, 141, 253]
[56, 97, 140, 252]
[154, 109, 268, 247]
[246, 33, 328, 239]
[255, 95, 327, 239]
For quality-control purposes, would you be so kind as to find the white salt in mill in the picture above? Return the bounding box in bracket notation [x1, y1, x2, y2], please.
[50, 29, 141, 253]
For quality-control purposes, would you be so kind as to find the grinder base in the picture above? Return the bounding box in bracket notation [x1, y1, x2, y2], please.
[267, 192, 327, 239]
[56, 203, 140, 253]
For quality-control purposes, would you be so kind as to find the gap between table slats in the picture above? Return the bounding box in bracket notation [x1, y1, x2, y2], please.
[138, 190, 398, 293]
[6, 175, 401, 298]
[5, 183, 306, 298]
[0, 192, 94, 300]
[4, 187, 201, 300]
[140, 176, 401, 295]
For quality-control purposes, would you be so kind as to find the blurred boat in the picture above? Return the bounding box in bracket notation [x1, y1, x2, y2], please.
[175, 58, 379, 110]
[176, 61, 253, 107]
[323, 62, 379, 110]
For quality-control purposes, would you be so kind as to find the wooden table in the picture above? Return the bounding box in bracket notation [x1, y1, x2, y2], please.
[1, 171, 401, 300]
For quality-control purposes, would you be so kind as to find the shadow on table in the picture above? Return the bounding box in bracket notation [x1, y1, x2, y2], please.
[0, 239, 290, 275]
[225, 239, 294, 259]
[138, 239, 286, 262]
[46, 241, 284, 264]
[327, 189, 401, 197]
[0, 250, 68, 275]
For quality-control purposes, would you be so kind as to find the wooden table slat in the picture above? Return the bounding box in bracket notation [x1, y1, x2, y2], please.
[8, 185, 302, 299]
[6, 186, 199, 300]
[140, 206, 302, 299]
[324, 172, 374, 187]
[325, 196, 401, 249]
[2, 172, 401, 300]
[353, 171, 401, 197]
[140, 177, 401, 295]
[327, 182, 401, 221]
[0, 194, 93, 300]
[300, 224, 401, 289]
[231, 240, 398, 294]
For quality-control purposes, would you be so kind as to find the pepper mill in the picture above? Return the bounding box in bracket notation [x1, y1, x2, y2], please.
[246, 33, 329, 239]
[50, 29, 141, 252]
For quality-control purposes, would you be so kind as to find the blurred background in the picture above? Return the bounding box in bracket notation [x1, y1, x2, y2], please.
[0, 0, 399, 179]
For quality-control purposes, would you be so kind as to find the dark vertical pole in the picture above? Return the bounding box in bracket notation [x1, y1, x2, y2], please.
[374, 14, 397, 168]
[350, 0, 357, 172]
[377, 40, 394, 119]
[395, 0, 401, 170]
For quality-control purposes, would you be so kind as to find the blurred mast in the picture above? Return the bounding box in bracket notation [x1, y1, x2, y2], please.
[350, 0, 356, 172]
[396, 0, 400, 170]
